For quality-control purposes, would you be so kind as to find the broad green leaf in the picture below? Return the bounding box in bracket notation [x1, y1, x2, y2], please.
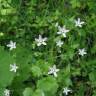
[23, 88, 33, 96]
[0, 46, 15, 88]
[31, 66, 42, 77]
[37, 77, 58, 95]
[33, 89, 45, 96]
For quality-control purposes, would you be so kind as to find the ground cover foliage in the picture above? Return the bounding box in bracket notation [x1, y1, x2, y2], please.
[0, 0, 96, 96]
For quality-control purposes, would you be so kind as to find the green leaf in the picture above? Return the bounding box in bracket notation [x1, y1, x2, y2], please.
[0, 46, 15, 88]
[31, 60, 50, 77]
[70, 0, 80, 8]
[15, 46, 31, 82]
[31, 66, 42, 77]
[33, 89, 45, 96]
[10, 46, 32, 93]
[23, 88, 33, 96]
[37, 77, 58, 95]
[89, 71, 96, 87]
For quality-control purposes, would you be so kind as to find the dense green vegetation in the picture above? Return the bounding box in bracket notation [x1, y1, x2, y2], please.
[0, 0, 96, 96]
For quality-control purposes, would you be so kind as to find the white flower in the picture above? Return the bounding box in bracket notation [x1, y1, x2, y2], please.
[4, 89, 10, 96]
[48, 65, 59, 77]
[57, 26, 70, 37]
[63, 87, 72, 95]
[78, 48, 87, 56]
[7, 41, 16, 50]
[75, 18, 85, 27]
[10, 63, 18, 73]
[35, 35, 47, 46]
[56, 40, 63, 47]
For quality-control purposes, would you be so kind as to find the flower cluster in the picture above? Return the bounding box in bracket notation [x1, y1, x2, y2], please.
[4, 18, 86, 96]
[34, 17, 86, 95]
[6, 41, 18, 73]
